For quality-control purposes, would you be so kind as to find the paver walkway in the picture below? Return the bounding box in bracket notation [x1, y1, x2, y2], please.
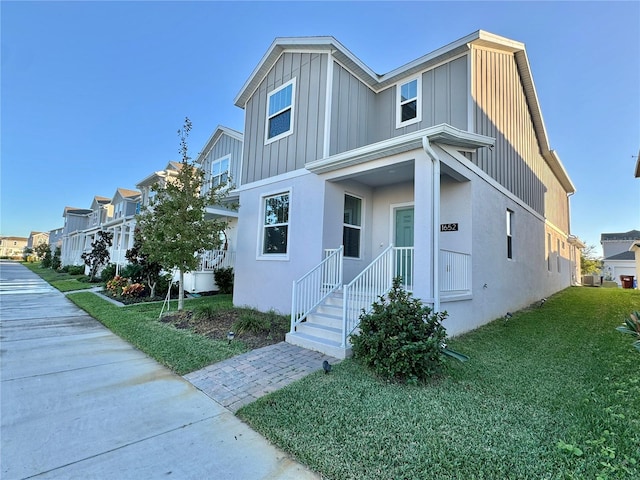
[186, 342, 340, 412]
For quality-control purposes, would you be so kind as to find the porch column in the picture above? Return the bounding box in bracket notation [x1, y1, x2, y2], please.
[413, 149, 435, 305]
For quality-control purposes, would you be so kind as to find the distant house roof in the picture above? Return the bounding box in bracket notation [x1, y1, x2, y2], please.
[63, 206, 92, 216]
[606, 250, 636, 261]
[601, 230, 640, 242]
[94, 195, 111, 204]
[195, 126, 243, 165]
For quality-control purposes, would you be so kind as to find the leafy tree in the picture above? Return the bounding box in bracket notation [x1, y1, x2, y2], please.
[81, 230, 114, 282]
[52, 246, 62, 270]
[34, 242, 50, 260]
[22, 247, 33, 261]
[580, 244, 602, 275]
[136, 117, 229, 310]
[125, 227, 163, 298]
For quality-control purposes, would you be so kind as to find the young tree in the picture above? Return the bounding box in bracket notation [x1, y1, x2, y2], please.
[81, 231, 114, 282]
[22, 247, 33, 262]
[136, 117, 229, 310]
[125, 227, 163, 298]
[34, 242, 50, 261]
[52, 246, 62, 270]
[580, 244, 602, 275]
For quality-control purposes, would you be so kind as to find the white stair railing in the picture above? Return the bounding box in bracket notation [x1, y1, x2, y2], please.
[342, 245, 395, 347]
[291, 246, 343, 332]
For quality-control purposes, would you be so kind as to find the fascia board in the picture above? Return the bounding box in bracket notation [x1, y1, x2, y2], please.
[306, 124, 494, 174]
[543, 150, 576, 194]
[196, 125, 243, 164]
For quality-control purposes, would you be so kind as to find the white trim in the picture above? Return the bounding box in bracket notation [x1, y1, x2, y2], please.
[233, 168, 309, 193]
[467, 52, 474, 131]
[323, 52, 334, 158]
[265, 78, 296, 145]
[257, 188, 292, 261]
[343, 192, 364, 259]
[396, 76, 422, 129]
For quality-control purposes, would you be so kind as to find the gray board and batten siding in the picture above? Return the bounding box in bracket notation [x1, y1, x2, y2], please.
[241, 52, 328, 185]
[201, 130, 243, 191]
[471, 46, 569, 231]
[239, 40, 572, 233]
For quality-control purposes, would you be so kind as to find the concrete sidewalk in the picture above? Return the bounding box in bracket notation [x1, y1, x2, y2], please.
[0, 261, 320, 480]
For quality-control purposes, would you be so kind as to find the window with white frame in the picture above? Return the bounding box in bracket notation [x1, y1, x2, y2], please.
[211, 156, 230, 189]
[343, 194, 362, 258]
[262, 192, 290, 255]
[506, 209, 513, 259]
[266, 79, 295, 143]
[396, 77, 421, 127]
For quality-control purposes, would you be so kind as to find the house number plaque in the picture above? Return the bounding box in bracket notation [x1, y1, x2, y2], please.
[440, 223, 459, 232]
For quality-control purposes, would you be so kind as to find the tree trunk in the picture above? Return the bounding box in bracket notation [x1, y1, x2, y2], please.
[178, 269, 184, 310]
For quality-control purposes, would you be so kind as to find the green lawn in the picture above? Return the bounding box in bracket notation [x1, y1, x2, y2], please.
[67, 293, 246, 375]
[238, 287, 640, 480]
[23, 262, 95, 292]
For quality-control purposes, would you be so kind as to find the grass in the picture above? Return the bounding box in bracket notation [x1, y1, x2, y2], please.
[22, 262, 95, 292]
[67, 292, 247, 375]
[238, 287, 640, 480]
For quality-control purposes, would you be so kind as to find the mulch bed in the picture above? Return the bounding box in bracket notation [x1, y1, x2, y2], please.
[159, 310, 288, 350]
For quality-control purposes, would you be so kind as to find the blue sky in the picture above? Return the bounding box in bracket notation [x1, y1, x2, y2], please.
[2, 1, 638, 256]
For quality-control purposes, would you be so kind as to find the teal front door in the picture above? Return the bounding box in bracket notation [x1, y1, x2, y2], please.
[394, 207, 414, 288]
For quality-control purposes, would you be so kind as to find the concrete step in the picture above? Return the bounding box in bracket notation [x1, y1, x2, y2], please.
[285, 331, 351, 360]
[295, 321, 342, 344]
[306, 310, 342, 328]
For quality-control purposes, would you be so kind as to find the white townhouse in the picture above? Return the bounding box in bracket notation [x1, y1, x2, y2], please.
[230, 31, 580, 358]
[102, 188, 141, 270]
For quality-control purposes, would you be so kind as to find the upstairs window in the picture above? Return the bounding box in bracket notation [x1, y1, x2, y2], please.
[343, 194, 362, 258]
[211, 156, 230, 189]
[262, 192, 290, 255]
[266, 79, 295, 143]
[396, 77, 421, 128]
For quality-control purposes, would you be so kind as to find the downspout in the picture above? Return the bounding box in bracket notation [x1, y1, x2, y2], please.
[422, 137, 440, 312]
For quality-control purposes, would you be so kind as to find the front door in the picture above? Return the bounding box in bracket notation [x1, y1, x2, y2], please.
[394, 207, 414, 289]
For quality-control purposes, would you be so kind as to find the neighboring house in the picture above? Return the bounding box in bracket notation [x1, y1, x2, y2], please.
[231, 31, 579, 358]
[48, 227, 64, 254]
[102, 188, 141, 270]
[27, 231, 50, 250]
[0, 236, 28, 259]
[60, 206, 93, 266]
[601, 230, 640, 287]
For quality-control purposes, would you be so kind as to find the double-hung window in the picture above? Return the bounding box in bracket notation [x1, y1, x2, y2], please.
[211, 156, 230, 189]
[262, 192, 290, 255]
[343, 194, 362, 258]
[396, 77, 421, 128]
[266, 79, 295, 143]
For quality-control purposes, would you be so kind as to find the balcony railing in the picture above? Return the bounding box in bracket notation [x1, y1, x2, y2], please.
[439, 249, 471, 295]
[198, 249, 236, 271]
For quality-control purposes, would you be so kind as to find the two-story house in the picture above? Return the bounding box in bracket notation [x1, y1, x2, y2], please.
[102, 188, 141, 270]
[231, 31, 579, 358]
[134, 128, 242, 293]
[60, 205, 94, 266]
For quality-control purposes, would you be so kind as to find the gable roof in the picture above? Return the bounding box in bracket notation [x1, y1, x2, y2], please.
[63, 206, 92, 217]
[606, 250, 636, 261]
[195, 125, 243, 165]
[111, 188, 141, 204]
[601, 230, 640, 242]
[234, 30, 574, 193]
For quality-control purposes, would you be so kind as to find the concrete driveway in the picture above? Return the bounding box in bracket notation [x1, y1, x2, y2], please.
[0, 261, 319, 479]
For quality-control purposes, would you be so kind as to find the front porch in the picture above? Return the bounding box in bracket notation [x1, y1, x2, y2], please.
[286, 245, 471, 358]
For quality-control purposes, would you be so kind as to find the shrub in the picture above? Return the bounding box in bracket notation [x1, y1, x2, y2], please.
[100, 263, 117, 282]
[233, 311, 270, 335]
[121, 283, 145, 298]
[66, 265, 86, 276]
[155, 273, 178, 299]
[120, 263, 144, 283]
[350, 277, 449, 384]
[214, 267, 234, 294]
[193, 304, 218, 321]
[106, 275, 129, 297]
[616, 311, 640, 352]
